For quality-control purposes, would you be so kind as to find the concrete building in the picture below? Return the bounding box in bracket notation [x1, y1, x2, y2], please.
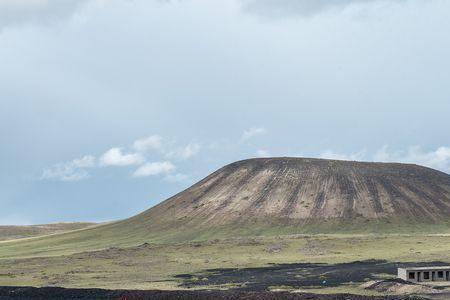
[398, 266, 450, 283]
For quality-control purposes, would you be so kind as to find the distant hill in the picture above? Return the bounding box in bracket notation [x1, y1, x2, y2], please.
[132, 157, 450, 237]
[2, 157, 450, 258]
[0, 222, 96, 241]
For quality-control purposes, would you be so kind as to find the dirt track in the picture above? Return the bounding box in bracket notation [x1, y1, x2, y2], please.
[0, 286, 425, 300]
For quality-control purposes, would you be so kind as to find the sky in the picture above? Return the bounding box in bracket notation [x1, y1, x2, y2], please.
[0, 0, 449, 225]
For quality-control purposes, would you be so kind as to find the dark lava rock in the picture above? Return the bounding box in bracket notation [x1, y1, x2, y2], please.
[0, 286, 426, 300]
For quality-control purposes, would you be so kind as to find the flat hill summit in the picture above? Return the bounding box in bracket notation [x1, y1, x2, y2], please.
[136, 157, 450, 233]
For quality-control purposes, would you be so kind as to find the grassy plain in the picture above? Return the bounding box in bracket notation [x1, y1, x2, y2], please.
[1, 232, 450, 295]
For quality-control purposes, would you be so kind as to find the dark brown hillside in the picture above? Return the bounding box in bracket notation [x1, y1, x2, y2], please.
[134, 157, 450, 230]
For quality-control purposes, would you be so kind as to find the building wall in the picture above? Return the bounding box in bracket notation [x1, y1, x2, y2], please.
[398, 268, 450, 283]
[398, 268, 407, 281]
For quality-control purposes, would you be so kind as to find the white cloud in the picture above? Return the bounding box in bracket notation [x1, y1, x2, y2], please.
[256, 149, 271, 157]
[133, 135, 200, 161]
[40, 136, 199, 181]
[133, 135, 163, 152]
[133, 161, 176, 178]
[100, 148, 144, 167]
[165, 142, 201, 160]
[241, 127, 266, 141]
[41, 155, 96, 182]
[164, 173, 189, 183]
[319, 150, 365, 161]
[374, 145, 450, 173]
[71, 155, 96, 168]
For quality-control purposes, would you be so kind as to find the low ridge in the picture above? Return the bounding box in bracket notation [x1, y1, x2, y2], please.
[0, 222, 96, 241]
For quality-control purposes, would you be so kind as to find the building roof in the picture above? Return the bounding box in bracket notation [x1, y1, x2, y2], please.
[398, 266, 450, 271]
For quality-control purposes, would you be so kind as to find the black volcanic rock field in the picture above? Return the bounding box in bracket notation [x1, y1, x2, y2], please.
[0, 286, 424, 300]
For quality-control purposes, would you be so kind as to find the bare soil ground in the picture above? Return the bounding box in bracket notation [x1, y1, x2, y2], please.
[362, 279, 438, 295]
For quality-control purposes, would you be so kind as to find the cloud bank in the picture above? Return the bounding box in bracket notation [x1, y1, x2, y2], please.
[318, 146, 450, 174]
[374, 146, 450, 173]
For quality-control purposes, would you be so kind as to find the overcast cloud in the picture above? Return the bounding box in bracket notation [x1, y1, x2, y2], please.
[0, 0, 88, 30]
[1, 0, 449, 224]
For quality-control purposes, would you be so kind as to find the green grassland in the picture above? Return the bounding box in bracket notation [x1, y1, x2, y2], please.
[2, 216, 450, 259]
[2, 217, 450, 295]
[2, 230, 450, 294]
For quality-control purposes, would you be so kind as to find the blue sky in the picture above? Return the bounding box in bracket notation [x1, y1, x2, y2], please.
[1, 0, 449, 225]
